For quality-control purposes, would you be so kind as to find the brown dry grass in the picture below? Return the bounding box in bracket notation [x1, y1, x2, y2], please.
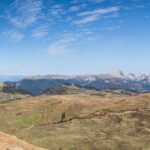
[0, 93, 149, 150]
[0, 131, 46, 150]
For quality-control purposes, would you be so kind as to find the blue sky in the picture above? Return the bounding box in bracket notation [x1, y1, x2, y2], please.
[0, 0, 150, 75]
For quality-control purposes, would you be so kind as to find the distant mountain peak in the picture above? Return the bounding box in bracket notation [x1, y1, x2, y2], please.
[3, 71, 150, 95]
[107, 70, 125, 78]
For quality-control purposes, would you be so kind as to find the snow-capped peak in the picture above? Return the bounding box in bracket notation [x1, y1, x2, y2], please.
[107, 70, 125, 78]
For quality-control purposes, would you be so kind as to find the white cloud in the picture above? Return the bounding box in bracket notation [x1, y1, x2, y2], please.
[50, 4, 66, 17]
[101, 25, 121, 31]
[2, 30, 24, 41]
[8, 0, 42, 28]
[69, 6, 81, 12]
[73, 6, 120, 24]
[51, 4, 62, 9]
[31, 25, 49, 38]
[88, 0, 106, 3]
[71, 0, 106, 3]
[78, 7, 119, 16]
[46, 29, 96, 55]
[74, 14, 99, 24]
[68, 4, 87, 12]
[47, 35, 76, 55]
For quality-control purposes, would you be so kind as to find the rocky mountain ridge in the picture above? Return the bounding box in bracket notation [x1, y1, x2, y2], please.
[23, 71, 150, 81]
[4, 71, 150, 95]
[0, 83, 31, 102]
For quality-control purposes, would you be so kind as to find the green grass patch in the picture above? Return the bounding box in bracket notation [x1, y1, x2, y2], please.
[15, 114, 40, 128]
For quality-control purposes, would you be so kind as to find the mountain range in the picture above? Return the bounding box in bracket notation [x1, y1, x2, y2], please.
[0, 83, 30, 102]
[2, 71, 150, 95]
[0, 71, 150, 150]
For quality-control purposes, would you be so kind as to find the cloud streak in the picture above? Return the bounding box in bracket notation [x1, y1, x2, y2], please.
[2, 30, 24, 41]
[77, 7, 119, 16]
[31, 25, 49, 38]
[73, 6, 119, 24]
[47, 33, 78, 55]
[88, 0, 106, 3]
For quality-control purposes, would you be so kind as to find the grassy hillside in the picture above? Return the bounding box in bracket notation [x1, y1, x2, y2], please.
[0, 83, 31, 102]
[44, 84, 139, 97]
[0, 131, 46, 150]
[0, 92, 149, 150]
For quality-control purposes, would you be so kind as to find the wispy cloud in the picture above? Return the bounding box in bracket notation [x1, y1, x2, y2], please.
[31, 25, 49, 38]
[73, 6, 119, 24]
[47, 34, 77, 55]
[69, 6, 82, 12]
[71, 0, 106, 4]
[8, 0, 42, 28]
[46, 29, 97, 55]
[2, 30, 24, 41]
[77, 7, 119, 16]
[100, 25, 121, 31]
[88, 0, 106, 3]
[68, 4, 87, 12]
[50, 4, 66, 17]
[74, 14, 99, 24]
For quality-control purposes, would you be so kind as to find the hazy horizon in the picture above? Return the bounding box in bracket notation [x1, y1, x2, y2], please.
[0, 0, 150, 75]
[1, 70, 150, 77]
